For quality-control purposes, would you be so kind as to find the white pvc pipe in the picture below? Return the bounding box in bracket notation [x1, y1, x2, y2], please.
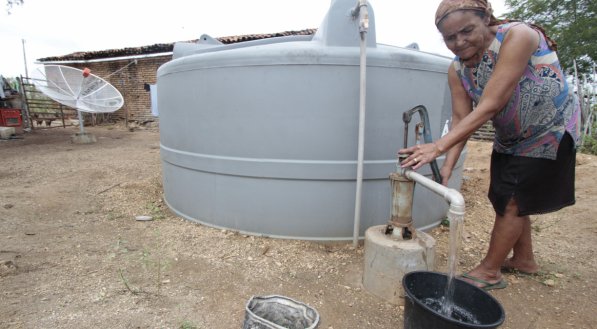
[403, 169, 465, 219]
[352, 0, 369, 248]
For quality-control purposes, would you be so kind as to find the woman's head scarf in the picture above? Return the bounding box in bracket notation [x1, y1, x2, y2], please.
[435, 0, 500, 27]
[434, 0, 557, 50]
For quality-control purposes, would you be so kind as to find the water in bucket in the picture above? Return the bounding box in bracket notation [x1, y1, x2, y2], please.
[422, 297, 480, 324]
[402, 211, 505, 329]
[402, 271, 505, 329]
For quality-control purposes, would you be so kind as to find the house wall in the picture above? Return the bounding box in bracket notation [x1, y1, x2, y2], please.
[70, 55, 170, 123]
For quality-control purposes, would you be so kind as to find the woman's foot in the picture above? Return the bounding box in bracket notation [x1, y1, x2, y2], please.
[501, 257, 539, 274]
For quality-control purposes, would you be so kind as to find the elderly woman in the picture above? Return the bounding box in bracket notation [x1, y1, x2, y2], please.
[400, 0, 580, 290]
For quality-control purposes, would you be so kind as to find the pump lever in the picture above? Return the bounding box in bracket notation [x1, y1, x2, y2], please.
[402, 105, 443, 184]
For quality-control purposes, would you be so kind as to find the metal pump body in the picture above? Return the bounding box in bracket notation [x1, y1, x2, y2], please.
[386, 172, 416, 240]
[385, 105, 445, 238]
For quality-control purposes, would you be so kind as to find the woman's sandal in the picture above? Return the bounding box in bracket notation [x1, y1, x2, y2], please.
[461, 273, 508, 291]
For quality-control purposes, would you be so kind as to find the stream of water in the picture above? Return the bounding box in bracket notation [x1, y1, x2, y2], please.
[440, 213, 465, 317]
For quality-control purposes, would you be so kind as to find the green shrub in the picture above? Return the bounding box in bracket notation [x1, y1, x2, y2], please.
[580, 105, 597, 155]
[580, 130, 597, 155]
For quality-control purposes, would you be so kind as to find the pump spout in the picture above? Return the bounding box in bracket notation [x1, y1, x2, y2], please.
[402, 169, 465, 222]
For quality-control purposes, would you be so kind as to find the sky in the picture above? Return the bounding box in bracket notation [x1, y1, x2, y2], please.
[0, 0, 507, 78]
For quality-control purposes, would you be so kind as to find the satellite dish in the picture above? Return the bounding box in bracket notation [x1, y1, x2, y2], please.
[31, 65, 124, 142]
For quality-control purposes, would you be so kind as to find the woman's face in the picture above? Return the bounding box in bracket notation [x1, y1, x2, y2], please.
[438, 10, 492, 67]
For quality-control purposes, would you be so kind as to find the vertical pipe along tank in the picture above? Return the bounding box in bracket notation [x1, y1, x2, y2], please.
[157, 0, 467, 240]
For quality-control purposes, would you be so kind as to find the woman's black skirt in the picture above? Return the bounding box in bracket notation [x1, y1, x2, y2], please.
[488, 133, 576, 216]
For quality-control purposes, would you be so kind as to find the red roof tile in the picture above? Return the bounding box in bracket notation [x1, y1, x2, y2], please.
[38, 29, 317, 62]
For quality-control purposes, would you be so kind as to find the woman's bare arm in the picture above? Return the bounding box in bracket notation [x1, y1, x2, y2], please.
[400, 24, 540, 170]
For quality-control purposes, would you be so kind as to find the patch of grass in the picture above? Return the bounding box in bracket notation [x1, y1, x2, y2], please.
[139, 230, 170, 295]
[440, 217, 450, 227]
[179, 320, 199, 329]
[112, 232, 170, 296]
[109, 238, 129, 259]
[118, 268, 139, 295]
[106, 211, 123, 221]
[145, 201, 165, 220]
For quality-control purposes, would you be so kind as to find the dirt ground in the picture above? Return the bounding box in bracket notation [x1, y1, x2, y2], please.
[0, 124, 595, 329]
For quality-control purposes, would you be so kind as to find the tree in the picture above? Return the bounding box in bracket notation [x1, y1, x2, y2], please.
[6, 0, 23, 14]
[504, 0, 596, 75]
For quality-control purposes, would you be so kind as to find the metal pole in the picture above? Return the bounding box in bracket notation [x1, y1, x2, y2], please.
[21, 39, 29, 79]
[77, 110, 85, 134]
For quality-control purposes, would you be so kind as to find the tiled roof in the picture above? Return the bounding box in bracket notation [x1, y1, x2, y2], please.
[38, 29, 317, 62]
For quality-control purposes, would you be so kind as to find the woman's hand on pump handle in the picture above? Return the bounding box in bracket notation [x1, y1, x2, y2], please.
[398, 142, 443, 170]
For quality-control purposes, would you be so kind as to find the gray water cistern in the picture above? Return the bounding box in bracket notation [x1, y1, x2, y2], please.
[156, 0, 467, 240]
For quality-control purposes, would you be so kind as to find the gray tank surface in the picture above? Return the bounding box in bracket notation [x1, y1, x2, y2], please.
[157, 0, 466, 240]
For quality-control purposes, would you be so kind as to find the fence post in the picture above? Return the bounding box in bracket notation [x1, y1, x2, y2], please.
[17, 75, 32, 130]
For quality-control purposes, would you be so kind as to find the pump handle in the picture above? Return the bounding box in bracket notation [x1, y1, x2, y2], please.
[402, 105, 443, 184]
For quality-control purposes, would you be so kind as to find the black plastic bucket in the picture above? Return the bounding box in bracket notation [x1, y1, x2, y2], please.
[403, 271, 505, 329]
